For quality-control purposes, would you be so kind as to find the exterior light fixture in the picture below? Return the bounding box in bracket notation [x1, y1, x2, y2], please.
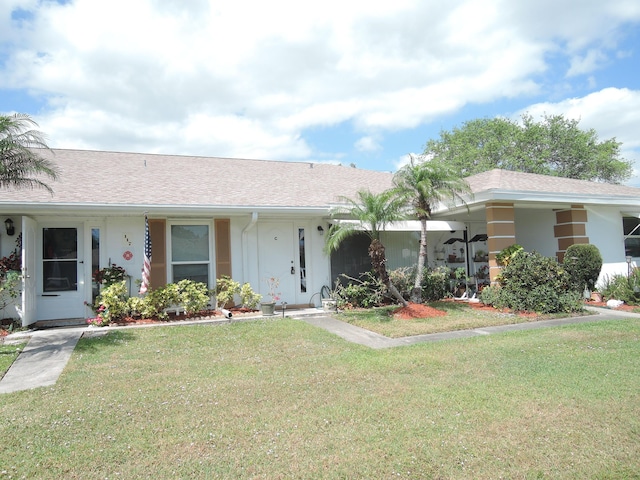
[4, 218, 14, 236]
[317, 226, 324, 235]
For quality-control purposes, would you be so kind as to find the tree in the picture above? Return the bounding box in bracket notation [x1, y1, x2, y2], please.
[393, 155, 471, 303]
[0, 113, 59, 193]
[424, 113, 632, 184]
[324, 189, 409, 307]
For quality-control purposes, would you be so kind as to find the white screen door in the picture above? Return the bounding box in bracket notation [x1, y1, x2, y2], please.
[37, 224, 85, 320]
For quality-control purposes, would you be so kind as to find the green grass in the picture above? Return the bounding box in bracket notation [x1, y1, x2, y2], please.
[1, 318, 639, 478]
[0, 341, 25, 378]
[336, 301, 580, 338]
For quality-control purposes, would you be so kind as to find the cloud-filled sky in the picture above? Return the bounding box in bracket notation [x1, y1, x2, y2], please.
[1, 0, 640, 183]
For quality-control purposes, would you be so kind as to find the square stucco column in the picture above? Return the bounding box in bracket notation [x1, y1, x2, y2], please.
[486, 202, 516, 283]
[554, 205, 589, 262]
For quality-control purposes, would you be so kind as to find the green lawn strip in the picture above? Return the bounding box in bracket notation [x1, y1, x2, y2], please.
[336, 301, 592, 338]
[1, 318, 639, 478]
[0, 341, 26, 379]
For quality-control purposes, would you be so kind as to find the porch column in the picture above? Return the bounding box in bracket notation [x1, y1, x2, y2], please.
[554, 205, 589, 262]
[486, 202, 516, 283]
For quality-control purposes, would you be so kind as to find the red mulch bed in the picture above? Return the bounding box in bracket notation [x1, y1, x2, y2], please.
[392, 303, 447, 320]
[392, 299, 640, 322]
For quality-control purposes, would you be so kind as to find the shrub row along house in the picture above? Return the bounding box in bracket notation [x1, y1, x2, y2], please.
[1, 148, 639, 326]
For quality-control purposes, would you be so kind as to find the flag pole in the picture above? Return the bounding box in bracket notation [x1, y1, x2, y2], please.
[139, 212, 152, 295]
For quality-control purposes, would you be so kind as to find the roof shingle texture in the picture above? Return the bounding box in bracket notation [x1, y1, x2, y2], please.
[466, 169, 640, 198]
[1, 149, 395, 208]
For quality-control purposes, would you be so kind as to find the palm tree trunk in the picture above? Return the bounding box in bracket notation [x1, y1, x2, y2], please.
[411, 218, 428, 303]
[369, 238, 409, 307]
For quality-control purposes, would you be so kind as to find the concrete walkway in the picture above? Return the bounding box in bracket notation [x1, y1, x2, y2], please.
[1, 305, 637, 393]
[302, 306, 638, 349]
[0, 328, 84, 394]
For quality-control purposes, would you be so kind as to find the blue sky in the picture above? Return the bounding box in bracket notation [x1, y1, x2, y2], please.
[2, 0, 640, 183]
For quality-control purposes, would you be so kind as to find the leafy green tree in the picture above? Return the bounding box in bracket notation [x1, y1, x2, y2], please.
[324, 189, 409, 307]
[424, 113, 632, 183]
[0, 113, 59, 193]
[393, 155, 471, 302]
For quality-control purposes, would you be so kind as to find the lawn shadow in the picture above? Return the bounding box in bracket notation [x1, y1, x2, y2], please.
[75, 329, 137, 354]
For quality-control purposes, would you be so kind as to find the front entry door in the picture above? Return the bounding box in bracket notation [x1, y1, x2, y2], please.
[36, 225, 86, 320]
[258, 223, 297, 304]
[20, 217, 37, 326]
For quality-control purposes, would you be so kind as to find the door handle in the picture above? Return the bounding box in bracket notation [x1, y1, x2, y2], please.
[290, 266, 295, 275]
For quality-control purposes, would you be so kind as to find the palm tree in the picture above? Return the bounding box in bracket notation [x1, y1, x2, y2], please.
[324, 189, 409, 307]
[0, 113, 59, 193]
[394, 155, 472, 303]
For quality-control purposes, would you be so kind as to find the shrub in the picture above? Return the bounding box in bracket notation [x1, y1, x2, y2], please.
[563, 244, 603, 292]
[91, 281, 129, 324]
[215, 275, 240, 309]
[388, 267, 415, 300]
[333, 272, 384, 308]
[239, 283, 262, 309]
[139, 284, 180, 320]
[487, 251, 583, 313]
[421, 266, 450, 301]
[0, 270, 22, 313]
[599, 272, 640, 305]
[176, 279, 211, 314]
[495, 244, 523, 266]
[93, 264, 127, 287]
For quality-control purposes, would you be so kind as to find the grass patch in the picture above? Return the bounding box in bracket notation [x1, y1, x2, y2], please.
[335, 301, 581, 338]
[1, 318, 639, 478]
[0, 341, 26, 379]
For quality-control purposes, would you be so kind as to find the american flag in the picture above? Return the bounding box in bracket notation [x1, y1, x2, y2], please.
[139, 214, 152, 294]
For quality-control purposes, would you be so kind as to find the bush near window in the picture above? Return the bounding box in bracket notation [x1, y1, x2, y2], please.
[88, 279, 213, 325]
[563, 244, 603, 293]
[481, 250, 583, 314]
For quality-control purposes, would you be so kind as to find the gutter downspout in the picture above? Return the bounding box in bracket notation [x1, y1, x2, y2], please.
[242, 212, 258, 282]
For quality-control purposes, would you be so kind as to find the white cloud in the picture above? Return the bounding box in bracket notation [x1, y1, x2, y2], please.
[354, 136, 381, 153]
[0, 0, 639, 164]
[516, 87, 640, 185]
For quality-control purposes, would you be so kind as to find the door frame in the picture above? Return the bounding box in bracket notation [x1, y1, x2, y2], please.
[35, 221, 87, 321]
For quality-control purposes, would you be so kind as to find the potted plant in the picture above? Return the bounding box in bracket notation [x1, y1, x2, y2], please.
[476, 264, 489, 279]
[261, 277, 281, 316]
[474, 249, 488, 262]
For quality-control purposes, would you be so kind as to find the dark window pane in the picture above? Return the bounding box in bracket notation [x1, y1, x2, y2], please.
[43, 261, 77, 291]
[171, 225, 209, 262]
[173, 264, 209, 284]
[623, 217, 640, 236]
[625, 238, 640, 257]
[43, 228, 77, 260]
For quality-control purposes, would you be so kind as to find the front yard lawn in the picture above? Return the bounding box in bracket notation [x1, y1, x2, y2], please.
[1, 318, 638, 478]
[336, 300, 587, 338]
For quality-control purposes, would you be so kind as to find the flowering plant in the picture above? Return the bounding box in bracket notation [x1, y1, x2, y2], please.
[93, 264, 127, 286]
[86, 305, 110, 327]
[264, 276, 281, 303]
[476, 265, 489, 279]
[0, 234, 22, 278]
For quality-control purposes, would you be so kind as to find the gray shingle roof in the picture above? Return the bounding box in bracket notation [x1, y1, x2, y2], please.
[0, 149, 395, 210]
[2, 151, 638, 214]
[465, 168, 640, 198]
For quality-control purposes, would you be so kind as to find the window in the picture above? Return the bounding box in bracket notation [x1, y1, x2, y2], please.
[623, 217, 640, 257]
[298, 228, 307, 292]
[91, 228, 100, 302]
[171, 224, 210, 285]
[42, 228, 78, 291]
